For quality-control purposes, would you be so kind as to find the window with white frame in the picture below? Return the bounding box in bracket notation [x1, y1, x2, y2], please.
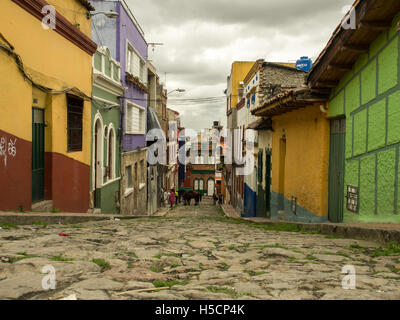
[195, 156, 205, 164]
[126, 102, 145, 134]
[126, 41, 147, 84]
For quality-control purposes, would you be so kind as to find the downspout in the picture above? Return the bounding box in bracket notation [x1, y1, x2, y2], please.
[118, 95, 124, 214]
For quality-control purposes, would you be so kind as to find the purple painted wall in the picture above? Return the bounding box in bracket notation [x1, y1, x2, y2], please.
[116, 1, 148, 152]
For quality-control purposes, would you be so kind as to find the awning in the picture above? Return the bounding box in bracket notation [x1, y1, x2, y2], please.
[247, 118, 272, 131]
[147, 107, 162, 132]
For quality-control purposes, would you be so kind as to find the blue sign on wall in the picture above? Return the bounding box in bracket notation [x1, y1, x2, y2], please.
[296, 56, 312, 72]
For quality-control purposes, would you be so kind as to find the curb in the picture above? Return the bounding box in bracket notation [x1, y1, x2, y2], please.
[0, 214, 161, 227]
[242, 218, 400, 245]
[0, 205, 175, 227]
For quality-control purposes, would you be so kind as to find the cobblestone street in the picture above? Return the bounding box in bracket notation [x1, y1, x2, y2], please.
[0, 200, 399, 300]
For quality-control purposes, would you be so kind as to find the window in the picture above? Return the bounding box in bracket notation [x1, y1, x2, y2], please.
[195, 156, 204, 164]
[251, 93, 256, 105]
[199, 179, 204, 191]
[125, 165, 132, 189]
[67, 95, 83, 152]
[134, 162, 138, 185]
[126, 102, 145, 134]
[126, 41, 147, 84]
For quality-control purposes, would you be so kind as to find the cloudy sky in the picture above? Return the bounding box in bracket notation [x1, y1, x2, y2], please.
[126, 0, 354, 130]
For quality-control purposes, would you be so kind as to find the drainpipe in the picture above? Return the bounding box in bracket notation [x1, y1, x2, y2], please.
[118, 96, 124, 214]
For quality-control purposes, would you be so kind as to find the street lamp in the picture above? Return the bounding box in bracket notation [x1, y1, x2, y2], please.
[87, 10, 119, 19]
[167, 89, 186, 95]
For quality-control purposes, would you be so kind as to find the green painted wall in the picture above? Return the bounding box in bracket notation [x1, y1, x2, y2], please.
[90, 53, 122, 214]
[329, 12, 400, 223]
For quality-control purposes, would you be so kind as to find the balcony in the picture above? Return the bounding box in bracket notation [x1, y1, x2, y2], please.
[126, 72, 149, 94]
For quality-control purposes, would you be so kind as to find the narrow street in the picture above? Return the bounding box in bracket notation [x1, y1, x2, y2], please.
[0, 201, 399, 300]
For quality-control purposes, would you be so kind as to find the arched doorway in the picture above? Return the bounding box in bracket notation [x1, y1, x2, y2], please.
[93, 116, 103, 208]
[207, 178, 215, 196]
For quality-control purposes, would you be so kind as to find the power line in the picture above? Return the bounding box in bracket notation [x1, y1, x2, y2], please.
[92, 20, 105, 48]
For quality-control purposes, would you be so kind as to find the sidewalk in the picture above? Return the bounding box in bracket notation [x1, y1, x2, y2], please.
[242, 218, 400, 245]
[245, 217, 400, 230]
[0, 210, 163, 227]
[219, 205, 400, 244]
[221, 204, 240, 218]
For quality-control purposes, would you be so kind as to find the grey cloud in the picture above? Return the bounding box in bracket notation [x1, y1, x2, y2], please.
[128, 0, 353, 30]
[124, 0, 354, 129]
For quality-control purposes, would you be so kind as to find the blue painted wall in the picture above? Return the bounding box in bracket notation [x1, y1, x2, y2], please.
[244, 183, 257, 217]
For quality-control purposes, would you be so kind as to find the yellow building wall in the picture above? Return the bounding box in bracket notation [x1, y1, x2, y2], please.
[231, 62, 254, 107]
[0, 52, 32, 141]
[50, 0, 92, 37]
[271, 105, 330, 218]
[0, 1, 93, 166]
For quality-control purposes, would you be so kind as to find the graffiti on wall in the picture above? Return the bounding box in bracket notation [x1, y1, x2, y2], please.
[0, 136, 17, 167]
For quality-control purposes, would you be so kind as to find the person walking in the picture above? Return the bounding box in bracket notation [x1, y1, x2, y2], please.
[169, 189, 176, 208]
[175, 190, 179, 204]
[213, 192, 217, 205]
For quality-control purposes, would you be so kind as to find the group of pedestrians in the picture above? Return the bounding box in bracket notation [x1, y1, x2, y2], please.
[162, 189, 178, 209]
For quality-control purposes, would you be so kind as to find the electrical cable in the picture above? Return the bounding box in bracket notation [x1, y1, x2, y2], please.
[0, 33, 92, 101]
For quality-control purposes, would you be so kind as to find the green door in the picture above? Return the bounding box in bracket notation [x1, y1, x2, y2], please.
[257, 150, 266, 217]
[257, 148, 272, 218]
[328, 118, 346, 223]
[32, 108, 45, 203]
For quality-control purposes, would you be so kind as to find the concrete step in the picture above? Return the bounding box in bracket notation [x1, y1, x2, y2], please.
[87, 208, 102, 214]
[31, 201, 53, 213]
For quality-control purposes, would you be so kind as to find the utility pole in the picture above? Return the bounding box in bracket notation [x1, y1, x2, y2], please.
[148, 42, 164, 52]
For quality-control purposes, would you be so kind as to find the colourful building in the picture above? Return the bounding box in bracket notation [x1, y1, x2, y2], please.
[242, 61, 306, 218]
[91, 46, 125, 214]
[225, 61, 255, 211]
[92, 0, 148, 215]
[253, 89, 330, 222]
[308, 0, 400, 223]
[0, 0, 97, 212]
[166, 108, 180, 191]
[184, 164, 216, 196]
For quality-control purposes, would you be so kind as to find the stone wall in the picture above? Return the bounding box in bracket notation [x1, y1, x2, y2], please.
[259, 64, 307, 105]
[121, 149, 147, 216]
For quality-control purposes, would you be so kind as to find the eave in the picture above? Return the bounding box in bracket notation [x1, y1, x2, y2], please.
[247, 118, 273, 131]
[307, 0, 400, 90]
[252, 88, 328, 118]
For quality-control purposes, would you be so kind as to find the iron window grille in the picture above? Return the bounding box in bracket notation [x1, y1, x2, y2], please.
[346, 185, 359, 213]
[67, 95, 84, 152]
